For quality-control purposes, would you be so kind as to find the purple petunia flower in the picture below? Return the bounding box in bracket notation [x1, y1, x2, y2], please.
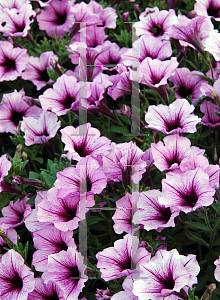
[0, 41, 29, 82]
[159, 167, 216, 213]
[24, 190, 53, 233]
[194, 0, 220, 21]
[167, 154, 220, 189]
[0, 249, 35, 300]
[95, 287, 112, 300]
[145, 98, 201, 134]
[61, 123, 111, 162]
[21, 110, 61, 146]
[151, 134, 205, 171]
[133, 190, 180, 232]
[168, 67, 209, 105]
[0, 0, 28, 13]
[42, 247, 88, 300]
[214, 256, 220, 282]
[133, 249, 200, 300]
[88, 0, 118, 29]
[27, 277, 65, 300]
[121, 35, 172, 68]
[96, 234, 151, 281]
[21, 51, 58, 91]
[55, 156, 107, 199]
[0, 195, 32, 230]
[112, 192, 139, 234]
[36, 0, 75, 38]
[0, 5, 35, 37]
[133, 7, 177, 39]
[39, 74, 88, 116]
[169, 15, 214, 56]
[200, 99, 220, 130]
[32, 226, 76, 272]
[103, 141, 147, 190]
[0, 90, 42, 134]
[204, 30, 220, 61]
[137, 57, 178, 104]
[37, 187, 95, 232]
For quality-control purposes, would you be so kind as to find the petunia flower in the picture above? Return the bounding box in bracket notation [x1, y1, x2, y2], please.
[88, 0, 118, 29]
[145, 98, 201, 134]
[32, 226, 76, 272]
[42, 247, 88, 300]
[112, 192, 139, 234]
[36, 0, 75, 38]
[37, 187, 95, 232]
[21, 51, 58, 90]
[169, 15, 214, 56]
[103, 141, 147, 190]
[0, 5, 35, 37]
[24, 190, 53, 233]
[151, 134, 205, 171]
[0, 41, 29, 82]
[55, 156, 107, 199]
[0, 0, 28, 13]
[121, 35, 172, 68]
[204, 30, 220, 61]
[133, 249, 200, 300]
[167, 154, 220, 189]
[21, 110, 61, 146]
[61, 123, 111, 162]
[214, 256, 220, 282]
[27, 277, 65, 300]
[137, 57, 178, 104]
[133, 7, 177, 39]
[0, 249, 35, 300]
[200, 99, 220, 130]
[95, 287, 112, 300]
[159, 167, 216, 213]
[168, 67, 209, 105]
[132, 190, 179, 232]
[39, 74, 89, 116]
[0, 90, 41, 134]
[0, 196, 32, 230]
[96, 234, 151, 281]
[194, 0, 220, 21]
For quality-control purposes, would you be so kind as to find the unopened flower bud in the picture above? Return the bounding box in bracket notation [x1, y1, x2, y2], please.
[134, 4, 141, 19]
[187, 10, 198, 19]
[0, 228, 14, 249]
[14, 144, 22, 160]
[35, 8, 41, 16]
[12, 176, 45, 188]
[122, 12, 132, 33]
[50, 58, 63, 77]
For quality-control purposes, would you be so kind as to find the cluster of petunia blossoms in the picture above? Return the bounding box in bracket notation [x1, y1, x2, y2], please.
[1, 0, 220, 299]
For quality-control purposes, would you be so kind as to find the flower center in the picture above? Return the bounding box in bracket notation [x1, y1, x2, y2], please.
[207, 1, 220, 18]
[177, 85, 193, 99]
[10, 111, 24, 126]
[3, 57, 16, 72]
[54, 12, 67, 26]
[151, 24, 164, 37]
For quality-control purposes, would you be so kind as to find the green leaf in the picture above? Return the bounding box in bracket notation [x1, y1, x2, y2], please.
[183, 230, 209, 247]
[200, 130, 214, 139]
[29, 171, 39, 180]
[40, 171, 55, 187]
[33, 157, 43, 164]
[46, 67, 59, 82]
[185, 221, 211, 232]
[109, 126, 130, 134]
[118, 114, 131, 125]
